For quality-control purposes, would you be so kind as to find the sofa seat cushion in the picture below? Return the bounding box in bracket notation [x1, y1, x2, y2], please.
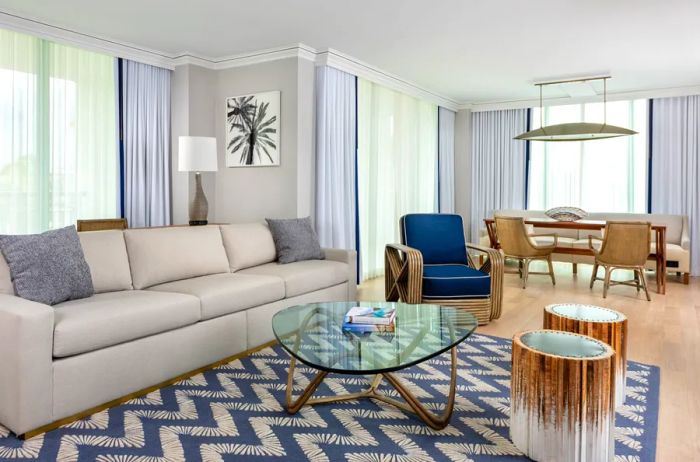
[53, 290, 200, 358]
[148, 273, 285, 321]
[237, 260, 349, 297]
[422, 264, 491, 299]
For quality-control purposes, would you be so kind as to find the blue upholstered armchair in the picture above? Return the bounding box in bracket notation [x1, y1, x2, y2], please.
[384, 213, 504, 324]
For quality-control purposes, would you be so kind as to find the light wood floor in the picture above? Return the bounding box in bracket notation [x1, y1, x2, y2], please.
[357, 262, 700, 461]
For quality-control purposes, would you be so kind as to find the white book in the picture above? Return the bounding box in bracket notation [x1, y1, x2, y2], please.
[345, 307, 396, 325]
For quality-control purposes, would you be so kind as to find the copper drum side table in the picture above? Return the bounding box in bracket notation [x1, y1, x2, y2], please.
[544, 303, 628, 408]
[511, 330, 616, 462]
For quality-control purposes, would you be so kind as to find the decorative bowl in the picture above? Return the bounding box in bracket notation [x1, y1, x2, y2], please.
[545, 207, 588, 222]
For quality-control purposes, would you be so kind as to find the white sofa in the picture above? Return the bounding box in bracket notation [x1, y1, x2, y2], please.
[0, 224, 356, 436]
[480, 209, 690, 280]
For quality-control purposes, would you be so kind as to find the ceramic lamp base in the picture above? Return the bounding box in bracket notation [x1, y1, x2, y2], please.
[189, 172, 209, 225]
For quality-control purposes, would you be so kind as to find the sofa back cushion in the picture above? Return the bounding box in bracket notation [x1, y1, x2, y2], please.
[124, 226, 230, 289]
[78, 230, 133, 293]
[587, 212, 684, 245]
[220, 223, 277, 271]
[0, 253, 13, 295]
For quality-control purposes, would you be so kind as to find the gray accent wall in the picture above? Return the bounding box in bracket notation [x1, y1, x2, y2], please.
[171, 57, 316, 225]
[170, 64, 217, 225]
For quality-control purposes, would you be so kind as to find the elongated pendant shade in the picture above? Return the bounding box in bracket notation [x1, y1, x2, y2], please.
[515, 76, 637, 142]
[515, 122, 637, 141]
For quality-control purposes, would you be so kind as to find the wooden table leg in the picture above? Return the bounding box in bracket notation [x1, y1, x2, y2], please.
[283, 348, 458, 430]
[655, 227, 666, 295]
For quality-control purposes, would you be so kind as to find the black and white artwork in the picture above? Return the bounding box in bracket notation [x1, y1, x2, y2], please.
[225, 91, 280, 167]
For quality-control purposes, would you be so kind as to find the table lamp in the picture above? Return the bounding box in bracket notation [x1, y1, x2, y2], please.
[178, 136, 218, 225]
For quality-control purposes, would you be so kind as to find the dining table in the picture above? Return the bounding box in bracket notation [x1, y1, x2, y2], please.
[484, 218, 667, 294]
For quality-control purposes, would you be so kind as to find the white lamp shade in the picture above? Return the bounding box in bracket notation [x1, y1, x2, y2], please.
[178, 136, 218, 172]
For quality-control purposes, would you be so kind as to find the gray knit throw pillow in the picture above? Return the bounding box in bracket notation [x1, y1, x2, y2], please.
[0, 225, 94, 305]
[266, 217, 324, 264]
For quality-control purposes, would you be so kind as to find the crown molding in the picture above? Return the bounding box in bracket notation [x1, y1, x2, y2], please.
[3, 9, 698, 112]
[170, 43, 318, 70]
[0, 10, 460, 109]
[317, 48, 460, 111]
[466, 84, 700, 112]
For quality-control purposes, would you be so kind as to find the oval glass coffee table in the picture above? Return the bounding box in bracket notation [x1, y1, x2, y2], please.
[272, 301, 478, 430]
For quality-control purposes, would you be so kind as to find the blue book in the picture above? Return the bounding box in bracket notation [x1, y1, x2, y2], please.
[342, 322, 395, 333]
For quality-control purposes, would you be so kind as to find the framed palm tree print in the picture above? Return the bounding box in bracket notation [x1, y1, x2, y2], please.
[225, 91, 280, 167]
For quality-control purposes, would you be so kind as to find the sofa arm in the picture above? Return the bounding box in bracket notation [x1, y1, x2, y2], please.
[681, 216, 691, 251]
[323, 248, 357, 301]
[0, 294, 54, 435]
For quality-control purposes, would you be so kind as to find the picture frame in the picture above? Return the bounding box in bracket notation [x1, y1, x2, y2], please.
[225, 90, 280, 167]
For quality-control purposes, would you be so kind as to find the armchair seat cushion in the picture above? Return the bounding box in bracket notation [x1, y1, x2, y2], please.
[422, 264, 491, 299]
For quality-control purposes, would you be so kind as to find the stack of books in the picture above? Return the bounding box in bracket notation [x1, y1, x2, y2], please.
[342, 306, 396, 333]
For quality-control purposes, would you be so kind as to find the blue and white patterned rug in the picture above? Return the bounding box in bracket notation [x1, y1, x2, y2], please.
[0, 334, 659, 461]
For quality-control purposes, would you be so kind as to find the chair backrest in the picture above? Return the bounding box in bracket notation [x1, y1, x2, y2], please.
[494, 216, 537, 257]
[598, 221, 651, 266]
[77, 218, 128, 232]
[400, 214, 468, 265]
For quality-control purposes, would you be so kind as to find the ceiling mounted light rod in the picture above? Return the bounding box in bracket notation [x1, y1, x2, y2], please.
[515, 75, 637, 142]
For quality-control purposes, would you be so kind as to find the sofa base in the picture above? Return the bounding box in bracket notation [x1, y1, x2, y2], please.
[18, 283, 351, 439]
[20, 339, 276, 440]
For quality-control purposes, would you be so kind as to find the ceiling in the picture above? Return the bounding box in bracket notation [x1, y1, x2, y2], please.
[1, 0, 699, 105]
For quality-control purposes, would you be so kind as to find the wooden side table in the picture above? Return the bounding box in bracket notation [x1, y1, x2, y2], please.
[544, 303, 628, 408]
[511, 330, 615, 462]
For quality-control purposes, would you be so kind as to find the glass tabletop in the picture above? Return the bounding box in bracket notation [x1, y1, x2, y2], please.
[521, 330, 609, 358]
[548, 303, 624, 322]
[272, 301, 478, 374]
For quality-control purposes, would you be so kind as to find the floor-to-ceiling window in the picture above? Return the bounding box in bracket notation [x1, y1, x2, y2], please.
[0, 28, 118, 234]
[357, 79, 438, 281]
[527, 100, 648, 212]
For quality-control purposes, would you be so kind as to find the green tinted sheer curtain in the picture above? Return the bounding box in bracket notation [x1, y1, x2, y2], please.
[0, 29, 118, 234]
[358, 79, 438, 281]
[528, 100, 648, 213]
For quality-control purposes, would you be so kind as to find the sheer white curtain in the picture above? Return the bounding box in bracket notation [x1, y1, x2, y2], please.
[438, 107, 456, 213]
[0, 28, 118, 234]
[315, 66, 356, 250]
[470, 109, 528, 243]
[121, 59, 172, 228]
[358, 79, 437, 280]
[651, 96, 700, 276]
[528, 100, 648, 212]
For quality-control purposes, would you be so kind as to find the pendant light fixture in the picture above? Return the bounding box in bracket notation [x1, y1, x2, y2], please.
[515, 76, 637, 142]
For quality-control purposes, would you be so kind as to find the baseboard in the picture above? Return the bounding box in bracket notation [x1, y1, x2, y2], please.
[19, 340, 278, 440]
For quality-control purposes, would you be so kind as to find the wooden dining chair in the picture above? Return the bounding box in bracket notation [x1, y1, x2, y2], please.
[76, 218, 128, 232]
[589, 221, 651, 301]
[495, 216, 558, 289]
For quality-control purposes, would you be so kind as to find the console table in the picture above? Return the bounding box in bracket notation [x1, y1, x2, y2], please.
[484, 218, 667, 294]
